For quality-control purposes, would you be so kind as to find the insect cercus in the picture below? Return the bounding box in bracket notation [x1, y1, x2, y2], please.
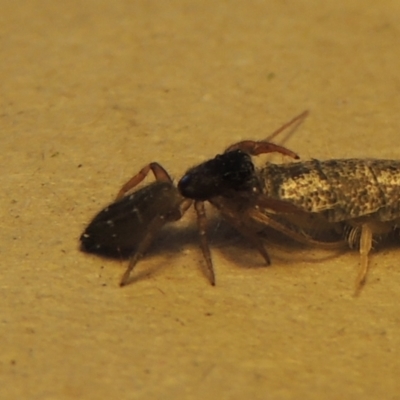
[80, 112, 398, 293]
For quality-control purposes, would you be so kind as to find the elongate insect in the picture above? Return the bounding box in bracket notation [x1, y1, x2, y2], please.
[179, 125, 400, 294]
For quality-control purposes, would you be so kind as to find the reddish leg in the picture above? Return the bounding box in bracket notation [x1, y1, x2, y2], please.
[225, 141, 299, 160]
[115, 162, 172, 201]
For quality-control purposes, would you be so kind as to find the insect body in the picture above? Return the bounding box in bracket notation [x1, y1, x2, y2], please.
[259, 158, 400, 291]
[179, 147, 400, 293]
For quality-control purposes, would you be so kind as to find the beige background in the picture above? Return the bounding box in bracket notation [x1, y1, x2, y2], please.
[2, 0, 400, 399]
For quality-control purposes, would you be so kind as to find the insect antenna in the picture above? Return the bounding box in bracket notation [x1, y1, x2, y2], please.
[263, 110, 309, 144]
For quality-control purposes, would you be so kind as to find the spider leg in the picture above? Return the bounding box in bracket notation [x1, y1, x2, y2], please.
[194, 201, 215, 285]
[225, 141, 299, 160]
[119, 215, 170, 286]
[120, 198, 192, 286]
[221, 211, 272, 265]
[115, 162, 172, 201]
[209, 198, 272, 265]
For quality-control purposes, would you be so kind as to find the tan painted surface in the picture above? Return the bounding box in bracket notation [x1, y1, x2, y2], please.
[2, 0, 400, 398]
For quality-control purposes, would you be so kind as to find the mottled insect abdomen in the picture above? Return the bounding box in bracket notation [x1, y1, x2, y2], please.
[261, 159, 400, 223]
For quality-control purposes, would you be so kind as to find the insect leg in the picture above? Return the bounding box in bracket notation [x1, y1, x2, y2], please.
[354, 224, 373, 295]
[194, 201, 215, 285]
[248, 208, 346, 250]
[115, 162, 172, 200]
